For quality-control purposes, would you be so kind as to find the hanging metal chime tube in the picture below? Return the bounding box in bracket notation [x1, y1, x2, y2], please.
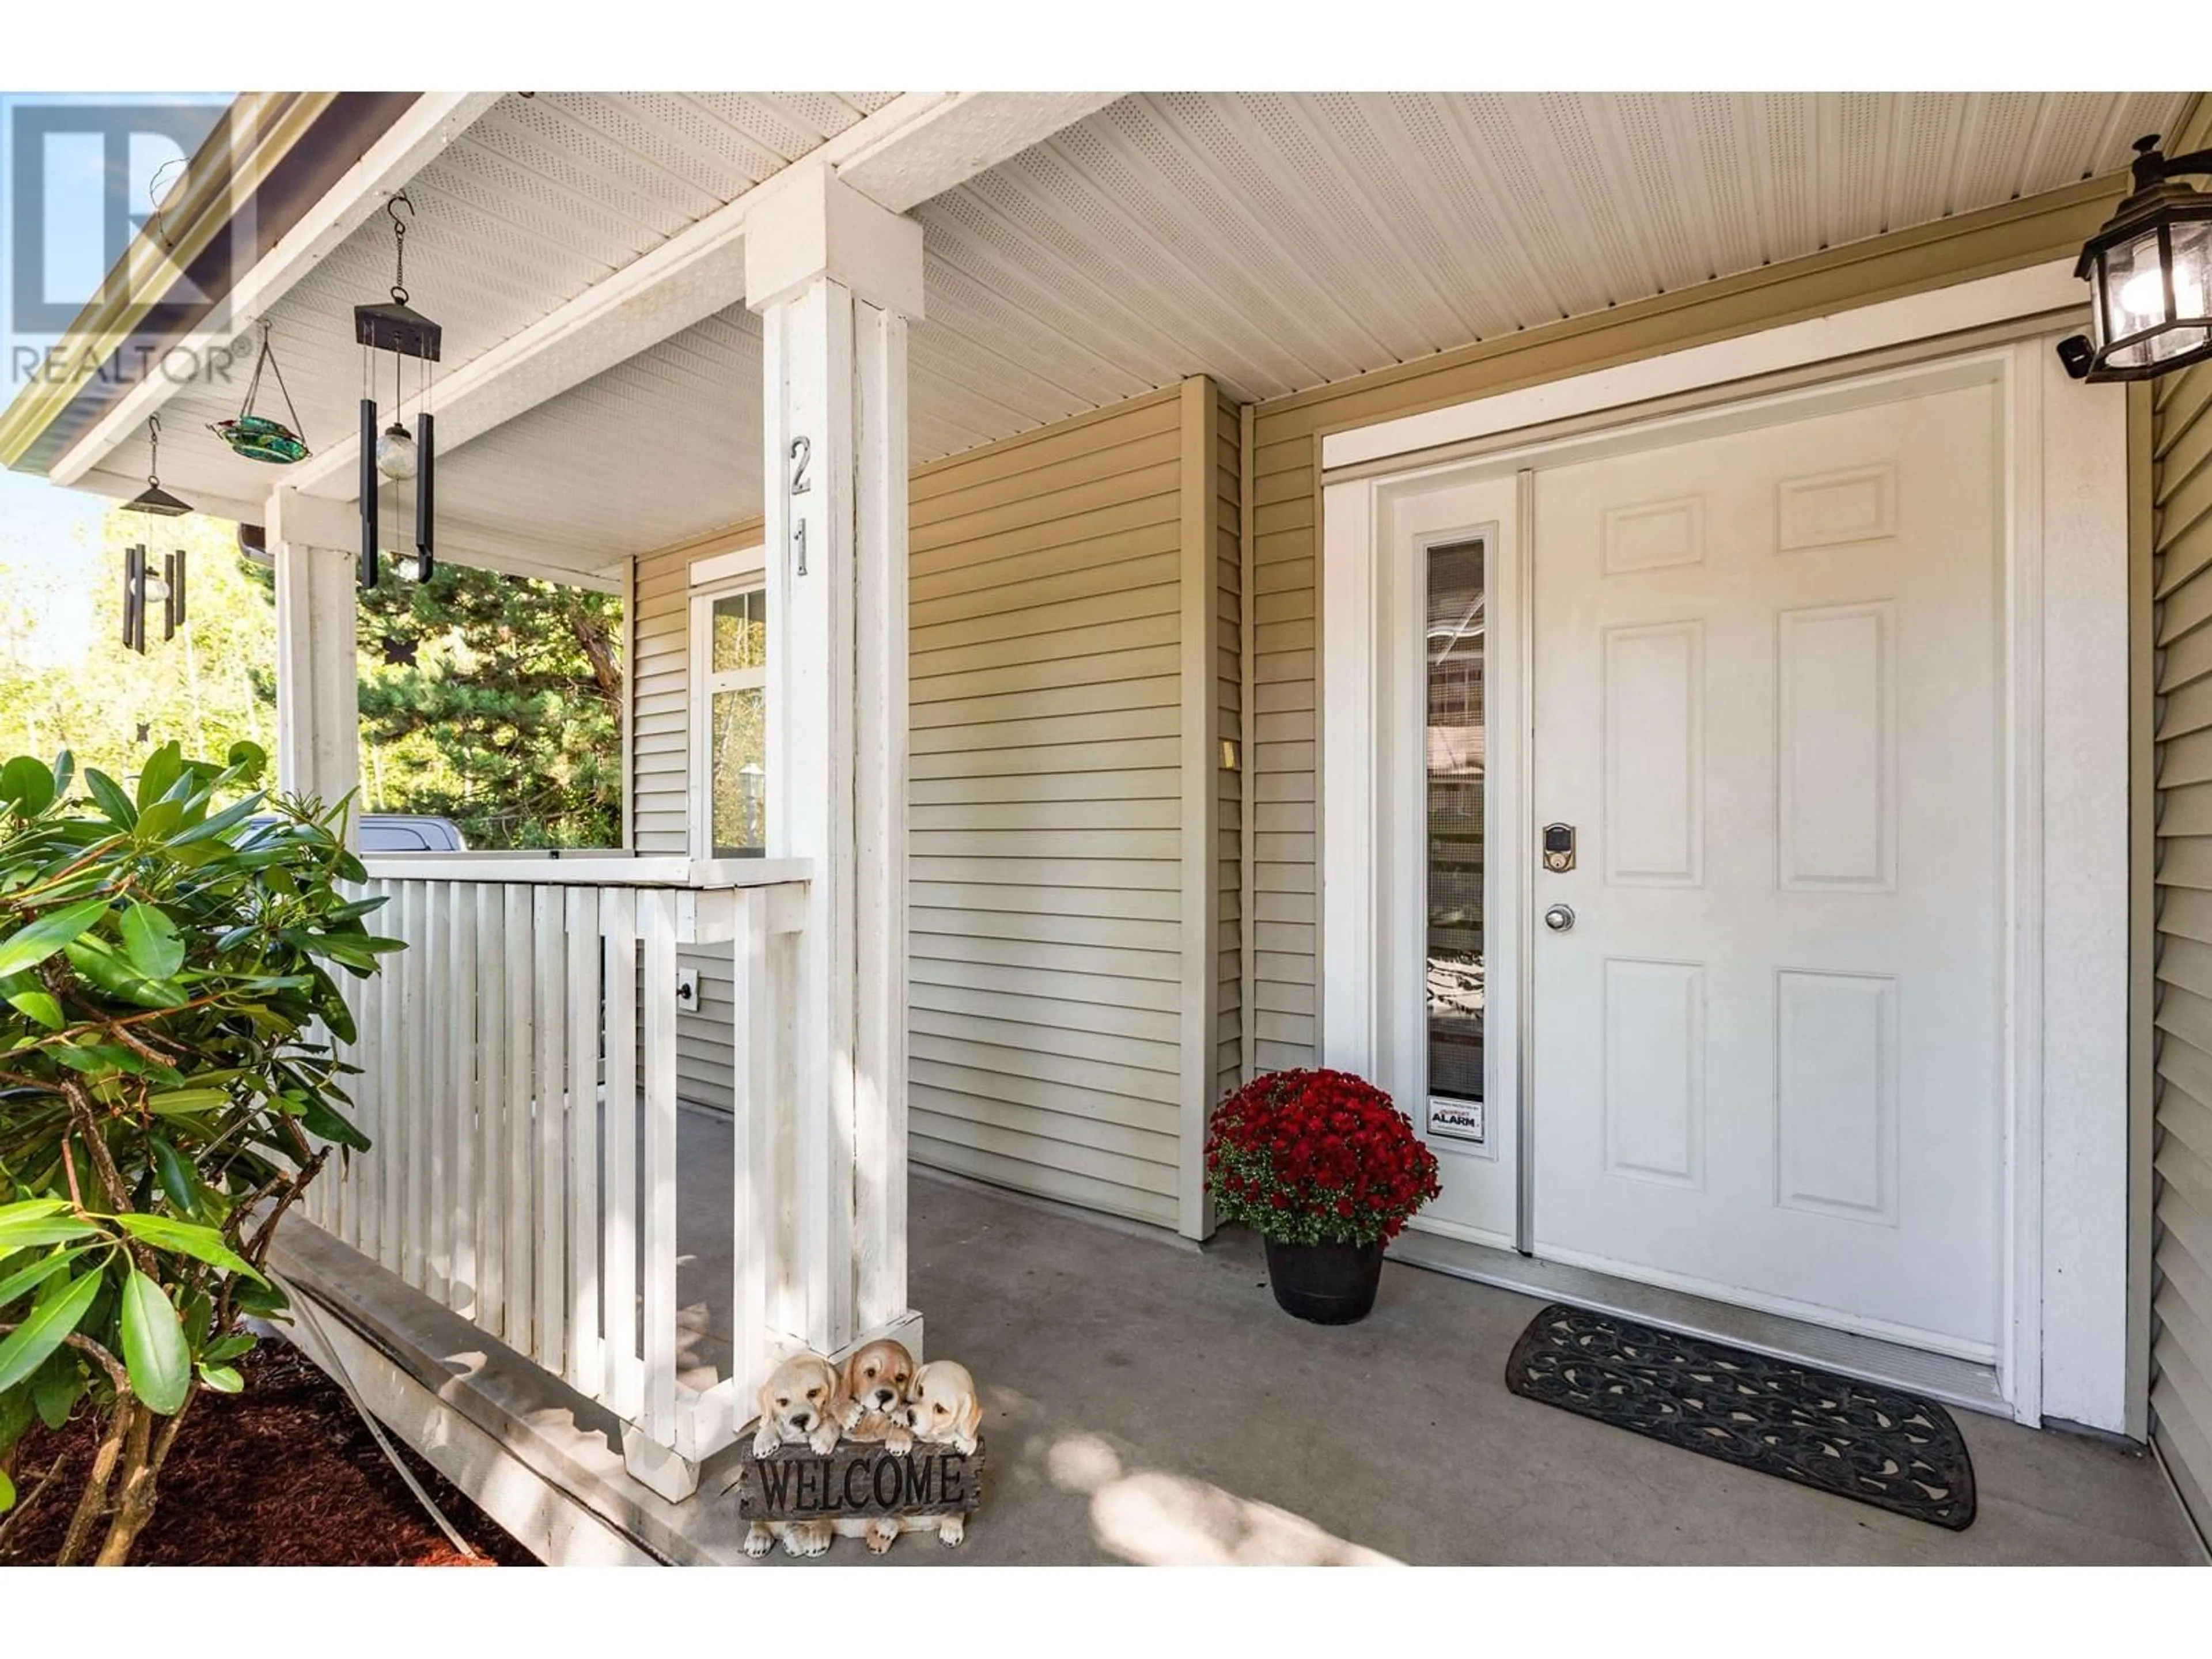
[358, 396, 378, 588]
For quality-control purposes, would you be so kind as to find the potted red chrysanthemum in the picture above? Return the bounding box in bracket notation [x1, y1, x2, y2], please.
[1205, 1067, 1442, 1325]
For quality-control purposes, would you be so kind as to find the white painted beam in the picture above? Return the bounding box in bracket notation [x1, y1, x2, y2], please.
[832, 92, 1124, 214]
[279, 92, 1119, 501]
[268, 503, 358, 835]
[48, 92, 501, 490]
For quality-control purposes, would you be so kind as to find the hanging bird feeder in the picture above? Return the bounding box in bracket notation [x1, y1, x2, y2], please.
[120, 415, 194, 517]
[211, 321, 312, 463]
[353, 192, 439, 588]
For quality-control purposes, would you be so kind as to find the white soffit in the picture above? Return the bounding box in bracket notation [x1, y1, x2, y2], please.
[89, 93, 894, 555]
[79, 91, 2193, 573]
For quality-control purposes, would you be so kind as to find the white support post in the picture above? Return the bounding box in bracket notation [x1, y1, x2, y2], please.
[746, 162, 922, 1369]
[268, 488, 358, 840]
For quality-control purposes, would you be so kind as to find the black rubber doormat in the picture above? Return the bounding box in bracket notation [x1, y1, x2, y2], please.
[1504, 1302, 1977, 1530]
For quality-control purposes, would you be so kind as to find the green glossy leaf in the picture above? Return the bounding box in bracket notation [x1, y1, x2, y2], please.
[0, 896, 110, 979]
[62, 937, 185, 1009]
[2, 978, 65, 1029]
[196, 1362, 243, 1394]
[135, 797, 184, 842]
[166, 792, 263, 847]
[50, 748, 73, 801]
[120, 900, 185, 979]
[119, 1268, 189, 1414]
[0, 1265, 101, 1393]
[142, 1087, 230, 1116]
[112, 1213, 263, 1283]
[0, 1209, 96, 1252]
[298, 1092, 370, 1153]
[202, 1332, 255, 1363]
[148, 1135, 199, 1214]
[0, 756, 54, 818]
[225, 740, 267, 781]
[0, 1466, 13, 1513]
[134, 743, 183, 809]
[32, 1351, 85, 1428]
[230, 1278, 289, 1320]
[0, 1247, 83, 1308]
[82, 768, 137, 828]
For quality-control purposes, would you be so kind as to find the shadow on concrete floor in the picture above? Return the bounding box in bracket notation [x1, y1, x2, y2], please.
[664, 1107, 2202, 1566]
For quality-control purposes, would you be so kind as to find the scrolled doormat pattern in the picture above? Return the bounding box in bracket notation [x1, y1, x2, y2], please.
[1504, 1302, 1976, 1530]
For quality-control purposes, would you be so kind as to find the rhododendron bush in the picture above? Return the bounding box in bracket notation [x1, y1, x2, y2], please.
[1203, 1068, 1441, 1248]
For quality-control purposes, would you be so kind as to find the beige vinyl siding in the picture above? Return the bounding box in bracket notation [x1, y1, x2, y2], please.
[1214, 387, 1245, 1113]
[2153, 350, 2212, 1545]
[910, 384, 1201, 1232]
[631, 521, 764, 1107]
[1241, 174, 2137, 1075]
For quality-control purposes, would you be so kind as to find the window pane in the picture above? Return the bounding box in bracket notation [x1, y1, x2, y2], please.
[711, 590, 767, 673]
[711, 686, 767, 855]
[1426, 538, 1486, 1107]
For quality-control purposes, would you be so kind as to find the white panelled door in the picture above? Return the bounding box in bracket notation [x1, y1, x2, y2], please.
[1528, 382, 2002, 1357]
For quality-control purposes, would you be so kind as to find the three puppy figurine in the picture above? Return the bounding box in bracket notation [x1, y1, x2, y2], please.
[744, 1340, 982, 1559]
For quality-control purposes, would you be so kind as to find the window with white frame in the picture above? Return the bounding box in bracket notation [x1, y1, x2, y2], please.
[689, 575, 768, 857]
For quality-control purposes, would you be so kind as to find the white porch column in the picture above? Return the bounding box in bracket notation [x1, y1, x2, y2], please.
[267, 487, 359, 844]
[745, 162, 921, 1362]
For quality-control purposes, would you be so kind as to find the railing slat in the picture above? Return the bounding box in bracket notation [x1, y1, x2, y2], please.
[601, 888, 642, 1422]
[503, 883, 536, 1360]
[414, 876, 438, 1309]
[640, 887, 679, 1445]
[532, 885, 568, 1374]
[475, 883, 507, 1340]
[732, 889, 770, 1408]
[448, 880, 477, 1318]
[378, 885, 400, 1274]
[567, 885, 604, 1397]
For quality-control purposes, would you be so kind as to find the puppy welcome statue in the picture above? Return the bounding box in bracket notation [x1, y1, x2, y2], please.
[735, 1348, 986, 1558]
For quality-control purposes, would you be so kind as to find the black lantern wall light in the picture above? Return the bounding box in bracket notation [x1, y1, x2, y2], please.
[118, 416, 188, 655]
[354, 192, 439, 588]
[2059, 135, 2212, 382]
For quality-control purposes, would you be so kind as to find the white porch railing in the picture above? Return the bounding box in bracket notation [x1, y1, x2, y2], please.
[300, 854, 808, 1490]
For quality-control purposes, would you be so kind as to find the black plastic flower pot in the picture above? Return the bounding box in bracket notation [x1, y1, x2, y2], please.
[1263, 1236, 1385, 1325]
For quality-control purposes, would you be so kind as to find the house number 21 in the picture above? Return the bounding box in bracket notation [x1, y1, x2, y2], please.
[789, 436, 812, 577]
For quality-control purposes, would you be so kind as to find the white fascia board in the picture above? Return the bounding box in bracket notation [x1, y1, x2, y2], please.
[1320, 260, 2090, 471]
[48, 93, 501, 491]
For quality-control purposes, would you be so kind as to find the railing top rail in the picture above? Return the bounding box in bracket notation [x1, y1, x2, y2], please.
[355, 853, 812, 889]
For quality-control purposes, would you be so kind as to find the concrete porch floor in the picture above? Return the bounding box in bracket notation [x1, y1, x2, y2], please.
[660, 1111, 2203, 1567]
[282, 1104, 2206, 1566]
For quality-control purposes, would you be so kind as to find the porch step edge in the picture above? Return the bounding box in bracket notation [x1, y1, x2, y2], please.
[267, 1220, 753, 1566]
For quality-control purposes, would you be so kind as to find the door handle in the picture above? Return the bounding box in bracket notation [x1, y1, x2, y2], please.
[1543, 903, 1576, 933]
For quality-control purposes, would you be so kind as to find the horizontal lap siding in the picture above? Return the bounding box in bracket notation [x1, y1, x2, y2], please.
[2154, 354, 2212, 1544]
[910, 388, 1191, 1229]
[1215, 389, 1246, 1111]
[1242, 179, 2129, 1080]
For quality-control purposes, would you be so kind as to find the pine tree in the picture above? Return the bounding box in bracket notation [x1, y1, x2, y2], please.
[256, 560, 625, 849]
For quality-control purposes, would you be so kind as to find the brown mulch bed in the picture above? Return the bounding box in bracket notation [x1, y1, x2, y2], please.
[1, 1341, 539, 1566]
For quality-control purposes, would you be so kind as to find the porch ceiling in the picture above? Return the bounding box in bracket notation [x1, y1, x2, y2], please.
[65, 92, 2192, 574]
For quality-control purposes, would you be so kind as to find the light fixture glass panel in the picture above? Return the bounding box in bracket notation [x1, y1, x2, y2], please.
[2104, 227, 2169, 346]
[711, 589, 767, 672]
[710, 687, 767, 855]
[1426, 536, 1487, 1114]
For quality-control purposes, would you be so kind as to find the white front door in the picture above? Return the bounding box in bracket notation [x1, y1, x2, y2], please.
[1528, 381, 2003, 1358]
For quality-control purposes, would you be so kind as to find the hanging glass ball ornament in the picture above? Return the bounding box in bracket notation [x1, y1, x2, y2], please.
[374, 421, 419, 481]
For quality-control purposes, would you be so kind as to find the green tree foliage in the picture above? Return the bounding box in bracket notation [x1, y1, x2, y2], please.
[346, 564, 624, 850]
[0, 741, 392, 1563]
[0, 505, 624, 850]
[0, 516, 274, 784]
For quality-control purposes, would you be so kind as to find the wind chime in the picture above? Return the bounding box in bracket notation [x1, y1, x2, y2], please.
[118, 415, 188, 654]
[354, 192, 439, 588]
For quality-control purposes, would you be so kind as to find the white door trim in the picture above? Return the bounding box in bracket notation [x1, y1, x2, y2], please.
[1320, 283, 2128, 1429]
[1320, 260, 2083, 472]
